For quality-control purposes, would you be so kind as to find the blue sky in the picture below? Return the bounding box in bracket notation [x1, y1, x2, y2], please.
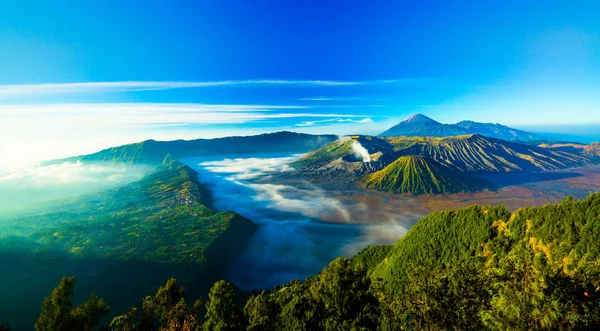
[1, 0, 600, 164]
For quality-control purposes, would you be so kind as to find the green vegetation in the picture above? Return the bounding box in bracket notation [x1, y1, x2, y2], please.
[359, 156, 482, 194]
[45, 132, 337, 166]
[1, 160, 257, 264]
[30, 193, 600, 330]
[35, 277, 109, 331]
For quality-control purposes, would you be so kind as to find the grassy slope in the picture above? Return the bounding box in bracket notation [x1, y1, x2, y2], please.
[2, 160, 257, 264]
[358, 156, 482, 194]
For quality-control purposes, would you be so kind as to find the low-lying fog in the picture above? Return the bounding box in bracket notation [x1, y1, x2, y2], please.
[182, 153, 416, 290]
[0, 162, 152, 217]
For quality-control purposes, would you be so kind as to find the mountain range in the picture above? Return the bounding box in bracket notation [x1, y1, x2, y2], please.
[41, 128, 599, 196]
[45, 131, 338, 166]
[293, 134, 596, 195]
[379, 114, 545, 142]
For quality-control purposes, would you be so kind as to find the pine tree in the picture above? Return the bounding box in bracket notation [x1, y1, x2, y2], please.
[35, 277, 109, 331]
[203, 280, 244, 331]
[244, 292, 277, 331]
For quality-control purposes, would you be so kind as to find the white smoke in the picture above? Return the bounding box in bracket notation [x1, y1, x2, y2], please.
[350, 140, 371, 162]
[336, 136, 371, 162]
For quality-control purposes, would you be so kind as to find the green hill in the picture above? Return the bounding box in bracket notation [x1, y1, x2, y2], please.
[1, 159, 257, 265]
[44, 131, 337, 166]
[260, 193, 600, 329]
[359, 156, 482, 194]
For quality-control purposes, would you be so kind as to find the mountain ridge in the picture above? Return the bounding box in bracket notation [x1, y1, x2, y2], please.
[380, 114, 545, 142]
[293, 134, 596, 195]
[44, 131, 338, 166]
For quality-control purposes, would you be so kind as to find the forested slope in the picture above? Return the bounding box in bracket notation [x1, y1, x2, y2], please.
[20, 194, 600, 331]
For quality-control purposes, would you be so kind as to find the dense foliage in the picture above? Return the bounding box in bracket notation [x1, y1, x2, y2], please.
[26, 193, 600, 330]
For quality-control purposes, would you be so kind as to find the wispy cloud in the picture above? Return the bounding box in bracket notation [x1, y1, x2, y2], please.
[0, 79, 399, 97]
[295, 117, 373, 127]
[0, 103, 370, 129]
[299, 96, 363, 101]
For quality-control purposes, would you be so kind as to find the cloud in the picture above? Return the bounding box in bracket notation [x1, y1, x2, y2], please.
[0, 103, 371, 129]
[295, 117, 373, 127]
[0, 161, 152, 216]
[298, 96, 362, 101]
[0, 79, 400, 97]
[181, 154, 420, 289]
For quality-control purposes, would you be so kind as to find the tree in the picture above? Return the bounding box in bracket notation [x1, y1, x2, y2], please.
[244, 292, 278, 331]
[203, 280, 244, 331]
[35, 277, 109, 331]
[311, 258, 380, 330]
[0, 324, 11, 331]
[480, 242, 564, 330]
[110, 278, 201, 331]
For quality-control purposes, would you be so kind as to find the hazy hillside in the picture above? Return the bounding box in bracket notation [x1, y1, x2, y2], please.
[380, 114, 545, 142]
[1, 160, 257, 265]
[359, 156, 483, 194]
[45, 132, 337, 166]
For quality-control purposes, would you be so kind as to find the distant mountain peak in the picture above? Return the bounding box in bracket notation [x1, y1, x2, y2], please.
[402, 114, 438, 124]
[380, 115, 544, 141]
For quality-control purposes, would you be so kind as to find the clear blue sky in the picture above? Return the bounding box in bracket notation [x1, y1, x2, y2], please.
[1, 0, 600, 163]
